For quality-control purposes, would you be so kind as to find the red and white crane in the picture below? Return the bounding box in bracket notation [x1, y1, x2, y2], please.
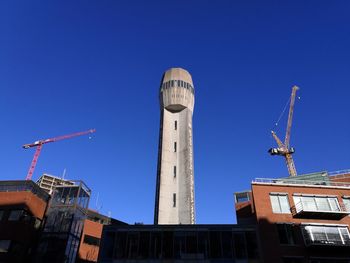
[23, 129, 96, 181]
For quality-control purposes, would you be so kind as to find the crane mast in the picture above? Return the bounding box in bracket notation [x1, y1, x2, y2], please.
[23, 129, 95, 181]
[268, 86, 299, 177]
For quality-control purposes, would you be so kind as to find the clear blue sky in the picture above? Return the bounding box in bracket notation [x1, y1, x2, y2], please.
[1, 1, 350, 224]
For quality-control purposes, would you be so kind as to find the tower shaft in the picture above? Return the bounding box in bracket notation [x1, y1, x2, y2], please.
[154, 68, 195, 225]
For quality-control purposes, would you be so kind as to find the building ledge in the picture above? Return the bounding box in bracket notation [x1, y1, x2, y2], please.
[305, 240, 350, 247]
[291, 209, 349, 220]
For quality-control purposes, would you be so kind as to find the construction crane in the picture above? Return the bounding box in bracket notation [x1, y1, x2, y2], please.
[23, 129, 96, 181]
[268, 86, 299, 177]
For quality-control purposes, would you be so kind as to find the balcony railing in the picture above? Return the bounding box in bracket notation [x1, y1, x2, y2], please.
[291, 201, 349, 219]
[303, 236, 350, 246]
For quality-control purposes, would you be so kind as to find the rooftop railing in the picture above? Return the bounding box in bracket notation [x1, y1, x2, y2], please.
[328, 169, 350, 176]
[252, 178, 350, 188]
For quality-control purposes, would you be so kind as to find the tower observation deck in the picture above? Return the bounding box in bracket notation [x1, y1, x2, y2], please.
[154, 68, 195, 225]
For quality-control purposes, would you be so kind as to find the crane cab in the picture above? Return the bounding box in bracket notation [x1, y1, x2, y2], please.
[268, 147, 295, 156]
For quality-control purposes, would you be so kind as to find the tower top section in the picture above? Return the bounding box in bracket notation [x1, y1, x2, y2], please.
[159, 68, 195, 112]
[161, 68, 193, 86]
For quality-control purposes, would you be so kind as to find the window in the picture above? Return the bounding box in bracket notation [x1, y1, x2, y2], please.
[302, 225, 350, 246]
[173, 166, 176, 177]
[235, 192, 250, 203]
[174, 142, 177, 152]
[173, 193, 176, 207]
[270, 194, 290, 213]
[8, 210, 22, 221]
[174, 121, 177, 130]
[83, 234, 101, 246]
[282, 258, 303, 263]
[180, 80, 183, 87]
[342, 197, 350, 212]
[277, 224, 295, 245]
[0, 240, 11, 253]
[293, 195, 340, 212]
[171, 80, 174, 87]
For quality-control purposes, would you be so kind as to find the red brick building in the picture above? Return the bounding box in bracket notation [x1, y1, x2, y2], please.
[78, 209, 127, 263]
[235, 171, 350, 263]
[0, 180, 50, 263]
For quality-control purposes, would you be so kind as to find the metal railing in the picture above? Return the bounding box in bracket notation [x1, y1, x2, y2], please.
[328, 169, 350, 176]
[291, 201, 348, 215]
[253, 178, 350, 188]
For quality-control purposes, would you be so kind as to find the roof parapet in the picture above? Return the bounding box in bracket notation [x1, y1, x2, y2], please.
[252, 178, 350, 189]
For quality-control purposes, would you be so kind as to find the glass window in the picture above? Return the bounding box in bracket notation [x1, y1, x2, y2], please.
[174, 142, 177, 152]
[245, 231, 259, 259]
[343, 198, 350, 211]
[293, 196, 340, 212]
[173, 193, 176, 207]
[328, 198, 340, 211]
[115, 232, 126, 259]
[180, 80, 183, 87]
[163, 231, 174, 258]
[185, 232, 197, 254]
[302, 225, 350, 245]
[8, 210, 22, 221]
[83, 234, 100, 246]
[209, 231, 221, 258]
[233, 233, 247, 259]
[270, 194, 290, 213]
[317, 197, 330, 211]
[197, 231, 208, 258]
[0, 240, 11, 253]
[173, 166, 176, 177]
[277, 224, 295, 245]
[171, 80, 174, 87]
[126, 232, 138, 259]
[235, 192, 250, 203]
[221, 231, 233, 258]
[282, 258, 303, 263]
[174, 120, 177, 130]
[138, 231, 150, 259]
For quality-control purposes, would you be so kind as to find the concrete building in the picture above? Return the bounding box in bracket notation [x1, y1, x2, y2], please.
[36, 173, 74, 195]
[235, 170, 350, 263]
[154, 68, 196, 225]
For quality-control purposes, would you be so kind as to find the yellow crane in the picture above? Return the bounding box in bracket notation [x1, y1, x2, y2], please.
[268, 86, 299, 177]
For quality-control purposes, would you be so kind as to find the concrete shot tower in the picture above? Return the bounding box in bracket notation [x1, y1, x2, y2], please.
[154, 68, 195, 225]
